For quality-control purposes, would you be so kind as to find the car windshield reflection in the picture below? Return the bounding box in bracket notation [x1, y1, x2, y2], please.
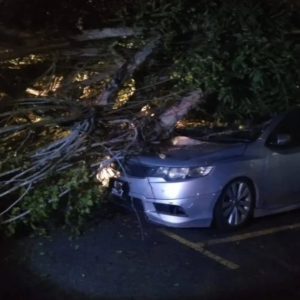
[180, 117, 274, 144]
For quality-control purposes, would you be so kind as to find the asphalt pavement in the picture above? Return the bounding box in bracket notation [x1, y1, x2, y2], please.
[1, 206, 300, 300]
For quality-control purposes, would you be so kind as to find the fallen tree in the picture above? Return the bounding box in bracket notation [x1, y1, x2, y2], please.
[0, 0, 300, 235]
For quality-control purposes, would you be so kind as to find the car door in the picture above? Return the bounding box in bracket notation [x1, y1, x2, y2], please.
[262, 109, 300, 208]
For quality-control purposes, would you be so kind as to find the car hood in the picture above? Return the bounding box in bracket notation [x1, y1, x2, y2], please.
[130, 142, 247, 167]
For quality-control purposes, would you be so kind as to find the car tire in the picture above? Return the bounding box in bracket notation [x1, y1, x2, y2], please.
[214, 178, 255, 231]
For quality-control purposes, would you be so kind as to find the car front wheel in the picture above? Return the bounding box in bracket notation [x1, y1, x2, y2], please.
[214, 179, 255, 231]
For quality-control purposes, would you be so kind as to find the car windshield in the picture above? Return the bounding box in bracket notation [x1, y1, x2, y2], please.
[199, 130, 260, 143]
[177, 116, 274, 144]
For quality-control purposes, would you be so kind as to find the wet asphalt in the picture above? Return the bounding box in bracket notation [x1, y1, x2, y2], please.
[1, 205, 300, 300]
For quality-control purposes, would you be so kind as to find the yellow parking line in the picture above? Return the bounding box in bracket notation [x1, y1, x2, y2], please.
[159, 229, 239, 270]
[203, 223, 300, 246]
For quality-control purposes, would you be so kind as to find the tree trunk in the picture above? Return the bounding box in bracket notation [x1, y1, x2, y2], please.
[97, 38, 160, 105]
[159, 89, 204, 132]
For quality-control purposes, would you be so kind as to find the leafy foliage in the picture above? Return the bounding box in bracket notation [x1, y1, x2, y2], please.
[170, 0, 300, 117]
[5, 163, 103, 236]
[1, 0, 300, 235]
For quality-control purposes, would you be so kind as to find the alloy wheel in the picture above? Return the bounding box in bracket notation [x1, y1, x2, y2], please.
[222, 181, 252, 226]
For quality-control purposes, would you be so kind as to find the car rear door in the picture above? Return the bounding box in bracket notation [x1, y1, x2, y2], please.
[263, 109, 300, 208]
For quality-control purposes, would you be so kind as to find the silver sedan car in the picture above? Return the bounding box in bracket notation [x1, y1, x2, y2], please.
[109, 108, 300, 230]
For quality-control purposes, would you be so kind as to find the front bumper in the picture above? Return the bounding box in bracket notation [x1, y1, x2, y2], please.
[129, 191, 220, 228]
[110, 175, 221, 228]
[110, 176, 221, 228]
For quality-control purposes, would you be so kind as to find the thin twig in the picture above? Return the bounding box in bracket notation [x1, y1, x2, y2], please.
[14, 130, 31, 155]
[1, 210, 31, 224]
[0, 183, 32, 216]
[0, 168, 22, 178]
[94, 121, 144, 241]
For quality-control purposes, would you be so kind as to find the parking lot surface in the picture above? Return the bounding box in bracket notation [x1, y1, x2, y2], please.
[1, 207, 300, 300]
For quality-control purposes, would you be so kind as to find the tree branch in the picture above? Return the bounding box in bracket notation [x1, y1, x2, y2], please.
[159, 89, 204, 132]
[97, 38, 160, 105]
[1, 210, 31, 224]
[0, 27, 141, 62]
[73, 27, 141, 41]
[0, 183, 32, 216]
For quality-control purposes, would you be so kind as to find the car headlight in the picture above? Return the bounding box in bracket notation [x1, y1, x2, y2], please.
[188, 166, 213, 177]
[150, 166, 213, 181]
[168, 167, 189, 180]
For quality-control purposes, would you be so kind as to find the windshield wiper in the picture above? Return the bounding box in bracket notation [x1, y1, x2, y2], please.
[207, 137, 250, 143]
[201, 130, 241, 139]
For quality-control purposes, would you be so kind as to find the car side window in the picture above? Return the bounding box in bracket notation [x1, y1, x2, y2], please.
[267, 110, 300, 148]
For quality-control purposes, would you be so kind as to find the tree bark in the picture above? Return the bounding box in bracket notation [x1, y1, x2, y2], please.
[73, 27, 141, 41]
[97, 38, 160, 105]
[159, 89, 204, 132]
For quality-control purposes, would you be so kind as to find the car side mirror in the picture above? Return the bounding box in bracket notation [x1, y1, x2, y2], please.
[276, 133, 291, 146]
